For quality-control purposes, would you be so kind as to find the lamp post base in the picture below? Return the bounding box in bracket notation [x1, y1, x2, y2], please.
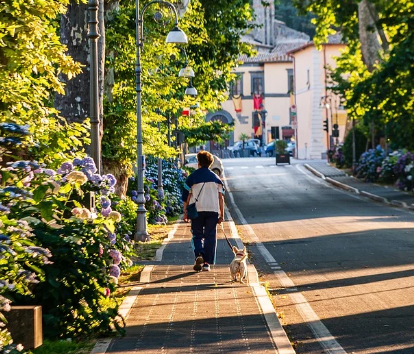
[135, 210, 149, 242]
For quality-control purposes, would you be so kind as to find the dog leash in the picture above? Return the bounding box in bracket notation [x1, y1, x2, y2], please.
[220, 223, 235, 250]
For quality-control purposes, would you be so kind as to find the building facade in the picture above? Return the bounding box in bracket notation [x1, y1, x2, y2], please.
[206, 0, 309, 153]
[288, 35, 347, 159]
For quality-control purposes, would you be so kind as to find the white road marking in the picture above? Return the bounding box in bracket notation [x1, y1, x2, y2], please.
[226, 167, 234, 170]
[223, 168, 348, 354]
[241, 166, 248, 169]
[256, 165, 264, 168]
[224, 205, 294, 354]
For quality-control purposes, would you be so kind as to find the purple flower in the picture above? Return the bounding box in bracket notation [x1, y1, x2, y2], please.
[103, 174, 117, 188]
[131, 190, 138, 197]
[101, 196, 111, 209]
[102, 207, 112, 217]
[108, 232, 117, 244]
[82, 157, 97, 173]
[131, 196, 138, 202]
[123, 234, 131, 242]
[81, 168, 93, 180]
[109, 264, 121, 278]
[43, 169, 56, 176]
[109, 249, 122, 265]
[101, 188, 110, 196]
[145, 194, 150, 202]
[90, 174, 103, 185]
[73, 158, 83, 166]
[57, 162, 74, 175]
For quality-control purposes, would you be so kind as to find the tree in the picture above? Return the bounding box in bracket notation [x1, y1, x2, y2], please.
[102, 0, 255, 195]
[181, 121, 234, 147]
[274, 0, 316, 38]
[293, 0, 414, 151]
[0, 0, 87, 167]
[239, 133, 249, 149]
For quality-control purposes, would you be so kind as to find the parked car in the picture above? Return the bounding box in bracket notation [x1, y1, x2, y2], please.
[265, 141, 275, 157]
[247, 138, 261, 148]
[227, 141, 242, 153]
[184, 153, 224, 177]
[286, 141, 296, 156]
[233, 141, 261, 157]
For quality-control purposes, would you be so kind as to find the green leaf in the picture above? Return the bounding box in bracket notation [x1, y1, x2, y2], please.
[33, 184, 49, 202]
[38, 201, 54, 221]
[59, 183, 72, 194]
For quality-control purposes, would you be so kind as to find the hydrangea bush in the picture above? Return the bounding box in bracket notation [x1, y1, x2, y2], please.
[128, 157, 186, 225]
[355, 147, 384, 182]
[390, 151, 414, 191]
[145, 157, 186, 217]
[378, 150, 404, 184]
[0, 156, 132, 340]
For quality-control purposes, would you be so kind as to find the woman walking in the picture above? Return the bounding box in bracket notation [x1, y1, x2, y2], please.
[182, 151, 225, 271]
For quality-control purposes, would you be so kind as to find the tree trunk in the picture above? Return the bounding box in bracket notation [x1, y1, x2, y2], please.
[102, 1, 130, 198]
[102, 159, 129, 197]
[365, 1, 389, 52]
[55, 2, 90, 123]
[56, 1, 106, 158]
[358, 0, 382, 72]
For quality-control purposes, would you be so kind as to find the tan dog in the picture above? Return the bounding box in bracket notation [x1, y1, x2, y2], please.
[229, 246, 248, 283]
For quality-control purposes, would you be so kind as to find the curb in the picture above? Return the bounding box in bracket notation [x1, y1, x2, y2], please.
[359, 191, 389, 204]
[303, 164, 414, 209]
[325, 177, 360, 194]
[391, 200, 408, 208]
[304, 163, 325, 179]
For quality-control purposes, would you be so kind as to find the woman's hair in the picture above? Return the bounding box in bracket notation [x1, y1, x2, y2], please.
[197, 151, 214, 168]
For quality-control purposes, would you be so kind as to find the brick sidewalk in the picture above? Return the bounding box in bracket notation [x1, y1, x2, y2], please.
[104, 222, 281, 354]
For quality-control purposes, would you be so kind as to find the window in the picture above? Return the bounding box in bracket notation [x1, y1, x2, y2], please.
[287, 69, 294, 93]
[250, 72, 264, 95]
[231, 75, 243, 96]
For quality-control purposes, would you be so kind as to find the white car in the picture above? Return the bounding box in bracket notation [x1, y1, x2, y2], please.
[184, 153, 224, 177]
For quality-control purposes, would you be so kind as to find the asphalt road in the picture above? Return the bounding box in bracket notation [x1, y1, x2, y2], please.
[223, 156, 414, 354]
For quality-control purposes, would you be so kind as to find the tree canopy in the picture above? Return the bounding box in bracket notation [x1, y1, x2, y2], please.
[293, 0, 414, 149]
[0, 0, 88, 166]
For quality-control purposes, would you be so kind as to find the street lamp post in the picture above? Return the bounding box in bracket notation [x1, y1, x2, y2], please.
[88, 0, 101, 175]
[134, 0, 188, 241]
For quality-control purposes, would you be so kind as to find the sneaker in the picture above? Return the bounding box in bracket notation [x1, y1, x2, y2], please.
[193, 255, 204, 272]
[202, 263, 211, 271]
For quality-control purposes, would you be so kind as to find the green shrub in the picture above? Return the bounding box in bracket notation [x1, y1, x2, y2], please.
[1, 157, 133, 340]
[342, 126, 367, 167]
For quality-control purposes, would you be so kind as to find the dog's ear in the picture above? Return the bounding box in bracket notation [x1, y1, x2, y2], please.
[232, 246, 237, 253]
